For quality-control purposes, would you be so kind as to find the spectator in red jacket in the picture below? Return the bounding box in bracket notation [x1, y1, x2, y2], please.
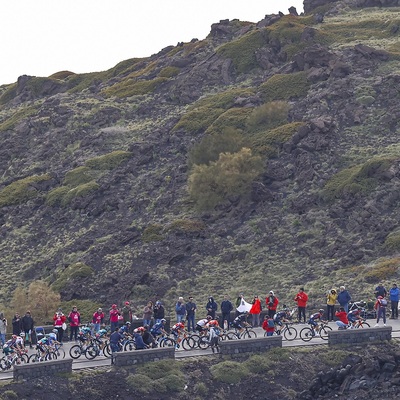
[294, 287, 309, 323]
[68, 306, 81, 342]
[249, 295, 262, 327]
[109, 304, 120, 332]
[266, 291, 279, 318]
[92, 308, 104, 333]
[53, 309, 67, 343]
[335, 307, 349, 330]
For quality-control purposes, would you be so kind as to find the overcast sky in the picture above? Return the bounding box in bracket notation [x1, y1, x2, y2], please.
[0, 0, 304, 85]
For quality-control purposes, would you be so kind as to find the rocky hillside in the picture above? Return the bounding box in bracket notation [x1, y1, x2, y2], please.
[1, 0, 400, 313]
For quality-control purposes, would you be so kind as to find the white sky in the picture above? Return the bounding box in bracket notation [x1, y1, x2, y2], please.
[0, 0, 304, 85]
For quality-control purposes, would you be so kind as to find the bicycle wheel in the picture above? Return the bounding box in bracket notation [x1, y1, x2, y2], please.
[45, 351, 57, 361]
[55, 347, 66, 359]
[0, 357, 11, 370]
[161, 338, 175, 348]
[69, 345, 83, 359]
[241, 330, 257, 339]
[357, 321, 370, 328]
[189, 334, 200, 346]
[300, 327, 314, 342]
[103, 342, 111, 357]
[85, 345, 99, 360]
[124, 340, 136, 352]
[320, 326, 332, 340]
[198, 336, 209, 350]
[181, 337, 195, 350]
[283, 326, 298, 341]
[226, 332, 238, 340]
[19, 354, 29, 364]
[28, 353, 41, 363]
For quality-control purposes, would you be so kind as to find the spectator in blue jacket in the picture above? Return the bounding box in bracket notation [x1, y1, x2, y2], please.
[389, 283, 399, 319]
[175, 297, 186, 323]
[206, 296, 218, 319]
[337, 286, 351, 313]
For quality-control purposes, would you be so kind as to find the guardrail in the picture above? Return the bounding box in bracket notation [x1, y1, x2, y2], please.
[219, 335, 282, 355]
[13, 359, 73, 381]
[328, 326, 392, 345]
[113, 346, 175, 366]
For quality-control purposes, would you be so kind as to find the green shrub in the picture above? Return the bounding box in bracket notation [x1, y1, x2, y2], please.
[126, 373, 153, 393]
[0, 83, 17, 105]
[159, 373, 186, 392]
[244, 354, 273, 373]
[188, 148, 264, 210]
[137, 359, 181, 379]
[322, 157, 395, 201]
[46, 186, 71, 206]
[205, 107, 254, 135]
[166, 219, 206, 233]
[384, 231, 400, 251]
[158, 66, 180, 78]
[0, 106, 37, 131]
[356, 95, 376, 106]
[0, 174, 52, 208]
[63, 166, 93, 187]
[259, 72, 311, 102]
[364, 258, 400, 283]
[52, 262, 95, 293]
[85, 151, 132, 170]
[246, 101, 289, 133]
[49, 70, 75, 80]
[142, 224, 164, 242]
[251, 122, 305, 157]
[210, 360, 250, 383]
[67, 72, 107, 93]
[217, 30, 267, 73]
[188, 128, 246, 166]
[62, 181, 100, 205]
[102, 77, 167, 97]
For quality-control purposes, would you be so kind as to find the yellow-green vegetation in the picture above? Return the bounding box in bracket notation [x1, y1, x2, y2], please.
[251, 122, 305, 157]
[0, 83, 17, 106]
[0, 106, 37, 131]
[158, 66, 180, 78]
[102, 77, 168, 98]
[49, 70, 75, 80]
[246, 101, 290, 133]
[259, 72, 311, 102]
[322, 157, 396, 201]
[142, 223, 164, 242]
[217, 29, 266, 73]
[364, 257, 400, 283]
[106, 57, 148, 78]
[46, 181, 100, 206]
[189, 128, 247, 166]
[126, 360, 185, 393]
[205, 107, 253, 135]
[51, 262, 95, 292]
[188, 147, 264, 210]
[318, 349, 351, 367]
[24, 77, 63, 96]
[67, 72, 108, 93]
[63, 166, 94, 187]
[0, 174, 52, 208]
[384, 230, 400, 251]
[172, 88, 255, 134]
[210, 360, 250, 383]
[166, 219, 206, 233]
[85, 150, 132, 170]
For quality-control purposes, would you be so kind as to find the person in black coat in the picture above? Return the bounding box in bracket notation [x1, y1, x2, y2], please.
[153, 301, 165, 323]
[21, 311, 34, 348]
[12, 313, 22, 336]
[206, 296, 218, 318]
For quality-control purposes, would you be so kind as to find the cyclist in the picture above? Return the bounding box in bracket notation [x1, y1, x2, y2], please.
[142, 325, 156, 348]
[150, 318, 168, 338]
[118, 321, 131, 334]
[347, 307, 362, 329]
[195, 316, 211, 334]
[133, 327, 148, 350]
[109, 327, 124, 364]
[262, 315, 275, 336]
[273, 308, 291, 334]
[335, 307, 349, 329]
[307, 309, 326, 336]
[232, 312, 249, 334]
[208, 320, 221, 353]
[171, 321, 186, 348]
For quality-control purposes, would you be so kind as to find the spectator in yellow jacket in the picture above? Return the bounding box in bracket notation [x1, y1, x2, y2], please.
[326, 289, 338, 321]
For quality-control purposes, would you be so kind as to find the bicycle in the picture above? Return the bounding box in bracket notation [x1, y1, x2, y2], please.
[29, 346, 57, 363]
[224, 323, 257, 340]
[300, 321, 332, 341]
[351, 318, 371, 329]
[154, 334, 175, 348]
[0, 349, 29, 370]
[264, 321, 298, 341]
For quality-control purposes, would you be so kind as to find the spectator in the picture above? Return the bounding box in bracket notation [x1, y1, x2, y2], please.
[21, 310, 34, 348]
[374, 296, 387, 327]
[262, 315, 275, 337]
[266, 291, 279, 318]
[53, 309, 67, 343]
[205, 296, 218, 319]
[142, 301, 153, 326]
[92, 308, 104, 333]
[220, 295, 233, 330]
[389, 283, 399, 319]
[335, 307, 348, 330]
[11, 313, 22, 336]
[109, 304, 120, 333]
[68, 306, 81, 342]
[294, 287, 308, 323]
[153, 301, 165, 324]
[374, 283, 387, 299]
[326, 289, 338, 321]
[109, 327, 124, 364]
[249, 295, 262, 327]
[0, 313, 7, 346]
[337, 286, 351, 313]
[175, 297, 186, 323]
[185, 297, 197, 332]
[121, 301, 133, 324]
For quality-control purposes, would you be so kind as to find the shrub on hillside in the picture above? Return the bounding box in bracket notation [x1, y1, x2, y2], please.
[85, 151, 132, 170]
[210, 360, 250, 383]
[384, 231, 400, 251]
[246, 101, 289, 133]
[364, 258, 400, 283]
[63, 166, 93, 187]
[188, 148, 264, 210]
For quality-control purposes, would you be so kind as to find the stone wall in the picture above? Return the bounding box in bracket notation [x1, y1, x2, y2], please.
[13, 359, 72, 381]
[328, 326, 392, 346]
[219, 336, 282, 355]
[113, 346, 175, 366]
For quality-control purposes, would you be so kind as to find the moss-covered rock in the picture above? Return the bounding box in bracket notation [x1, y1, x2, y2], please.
[85, 151, 132, 170]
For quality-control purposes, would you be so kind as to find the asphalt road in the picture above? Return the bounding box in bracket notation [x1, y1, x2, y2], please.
[0, 318, 399, 379]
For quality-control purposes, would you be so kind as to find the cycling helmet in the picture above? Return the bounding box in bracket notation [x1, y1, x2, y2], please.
[125, 321, 131, 325]
[138, 326, 145, 332]
[125, 301, 130, 305]
[52, 329, 58, 334]
[143, 324, 149, 329]
[112, 304, 117, 308]
[161, 318, 166, 323]
[378, 296, 383, 299]
[12, 335, 17, 339]
[319, 309, 324, 313]
[49, 333, 57, 340]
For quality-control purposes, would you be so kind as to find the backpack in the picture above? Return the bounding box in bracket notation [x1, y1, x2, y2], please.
[380, 298, 388, 306]
[267, 319, 275, 328]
